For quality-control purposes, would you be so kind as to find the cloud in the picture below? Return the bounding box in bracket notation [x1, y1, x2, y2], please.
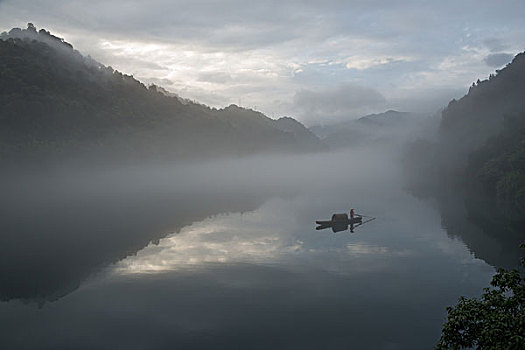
[345, 56, 412, 70]
[140, 77, 174, 86]
[197, 72, 233, 84]
[293, 84, 387, 123]
[387, 87, 465, 115]
[483, 38, 508, 53]
[483, 53, 514, 67]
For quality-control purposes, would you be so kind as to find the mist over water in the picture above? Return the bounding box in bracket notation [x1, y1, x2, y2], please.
[1, 4, 524, 347]
[0, 145, 500, 348]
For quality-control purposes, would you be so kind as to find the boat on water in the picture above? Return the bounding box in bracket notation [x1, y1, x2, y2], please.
[315, 213, 363, 226]
[315, 210, 374, 233]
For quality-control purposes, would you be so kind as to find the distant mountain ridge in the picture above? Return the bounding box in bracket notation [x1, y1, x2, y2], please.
[309, 110, 421, 148]
[357, 110, 412, 125]
[0, 24, 325, 163]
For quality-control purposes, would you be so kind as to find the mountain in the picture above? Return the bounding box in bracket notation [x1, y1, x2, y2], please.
[438, 52, 525, 173]
[401, 51, 525, 268]
[357, 110, 412, 125]
[406, 51, 525, 185]
[309, 110, 423, 148]
[404, 51, 525, 242]
[271, 116, 325, 149]
[0, 25, 325, 164]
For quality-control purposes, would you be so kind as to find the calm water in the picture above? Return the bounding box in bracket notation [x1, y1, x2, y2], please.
[0, 148, 503, 349]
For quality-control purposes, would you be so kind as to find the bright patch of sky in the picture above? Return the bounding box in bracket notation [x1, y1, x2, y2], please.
[1, 0, 524, 125]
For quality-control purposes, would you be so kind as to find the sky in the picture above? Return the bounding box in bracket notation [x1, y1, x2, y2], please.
[1, 0, 524, 125]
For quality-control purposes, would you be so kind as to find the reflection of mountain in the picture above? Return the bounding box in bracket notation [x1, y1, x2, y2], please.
[0, 172, 279, 303]
[309, 110, 423, 148]
[0, 25, 325, 163]
[0, 262, 478, 349]
[437, 191, 524, 269]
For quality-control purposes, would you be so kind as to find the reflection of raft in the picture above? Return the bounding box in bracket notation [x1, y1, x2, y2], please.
[315, 213, 363, 225]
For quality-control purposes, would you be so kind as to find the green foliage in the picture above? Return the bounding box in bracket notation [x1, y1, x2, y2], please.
[436, 246, 525, 349]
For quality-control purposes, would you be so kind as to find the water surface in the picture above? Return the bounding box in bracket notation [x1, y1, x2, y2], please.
[0, 148, 498, 349]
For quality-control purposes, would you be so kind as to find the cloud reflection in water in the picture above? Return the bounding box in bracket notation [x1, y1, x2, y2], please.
[113, 198, 303, 274]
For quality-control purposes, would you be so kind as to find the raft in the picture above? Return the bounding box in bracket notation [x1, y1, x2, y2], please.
[316, 214, 362, 226]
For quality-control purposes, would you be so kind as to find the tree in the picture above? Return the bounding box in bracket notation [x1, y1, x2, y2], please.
[436, 245, 525, 349]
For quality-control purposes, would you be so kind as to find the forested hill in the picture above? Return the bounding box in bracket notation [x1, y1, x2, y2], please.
[405, 50, 525, 219]
[0, 25, 325, 163]
[439, 51, 525, 205]
[439, 51, 525, 171]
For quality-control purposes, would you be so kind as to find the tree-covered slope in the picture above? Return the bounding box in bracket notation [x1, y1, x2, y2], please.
[442, 52, 525, 217]
[402, 52, 525, 268]
[467, 112, 525, 217]
[439, 52, 525, 173]
[404, 50, 525, 220]
[0, 25, 325, 163]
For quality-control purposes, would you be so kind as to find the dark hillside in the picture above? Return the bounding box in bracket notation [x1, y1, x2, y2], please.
[439, 52, 525, 173]
[0, 25, 325, 164]
[404, 50, 525, 258]
[467, 112, 525, 217]
[406, 50, 525, 189]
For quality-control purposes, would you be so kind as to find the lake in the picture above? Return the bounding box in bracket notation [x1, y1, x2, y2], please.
[0, 147, 507, 349]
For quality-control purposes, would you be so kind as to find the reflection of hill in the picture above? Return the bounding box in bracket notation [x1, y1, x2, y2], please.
[0, 171, 277, 303]
[436, 191, 523, 269]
